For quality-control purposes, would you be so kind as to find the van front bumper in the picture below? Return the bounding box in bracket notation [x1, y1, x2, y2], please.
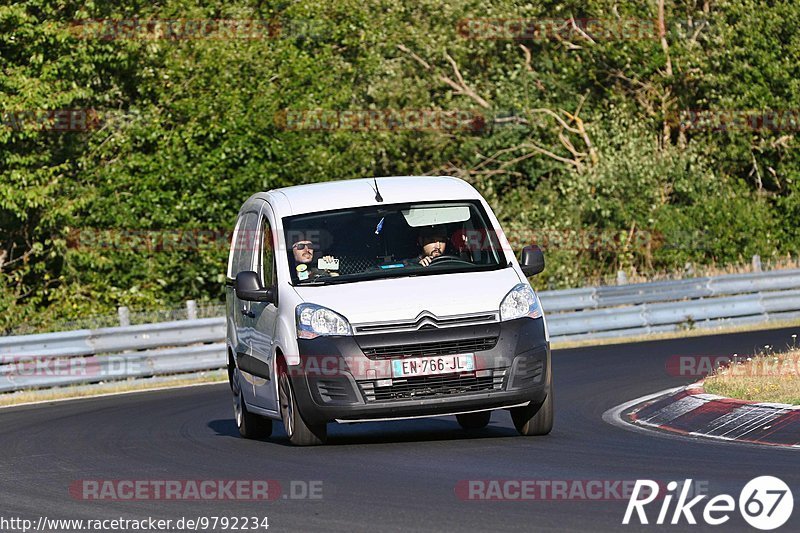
[288, 317, 550, 424]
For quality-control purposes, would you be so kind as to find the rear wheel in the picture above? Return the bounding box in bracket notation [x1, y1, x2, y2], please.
[456, 411, 491, 430]
[511, 376, 554, 436]
[231, 368, 272, 439]
[279, 367, 327, 446]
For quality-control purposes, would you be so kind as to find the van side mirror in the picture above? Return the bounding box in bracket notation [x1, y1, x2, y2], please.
[519, 245, 545, 277]
[235, 271, 276, 303]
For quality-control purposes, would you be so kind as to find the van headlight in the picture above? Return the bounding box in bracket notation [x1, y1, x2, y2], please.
[499, 283, 543, 321]
[296, 303, 353, 339]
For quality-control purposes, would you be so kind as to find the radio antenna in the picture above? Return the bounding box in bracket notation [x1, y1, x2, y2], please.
[373, 177, 384, 202]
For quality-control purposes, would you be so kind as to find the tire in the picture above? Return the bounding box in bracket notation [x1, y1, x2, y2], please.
[456, 411, 491, 430]
[231, 367, 273, 439]
[279, 369, 327, 446]
[511, 376, 554, 436]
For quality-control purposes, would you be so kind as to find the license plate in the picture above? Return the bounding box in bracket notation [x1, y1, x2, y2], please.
[391, 354, 475, 378]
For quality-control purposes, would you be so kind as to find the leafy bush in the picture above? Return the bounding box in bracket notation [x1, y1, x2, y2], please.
[1, 0, 798, 331]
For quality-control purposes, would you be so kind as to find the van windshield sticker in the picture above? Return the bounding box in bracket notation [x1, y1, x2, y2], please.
[402, 205, 470, 227]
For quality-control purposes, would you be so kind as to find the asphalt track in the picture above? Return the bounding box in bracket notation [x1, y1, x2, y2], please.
[1, 327, 798, 532]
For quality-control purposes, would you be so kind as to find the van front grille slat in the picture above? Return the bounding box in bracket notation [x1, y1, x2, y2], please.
[358, 369, 506, 402]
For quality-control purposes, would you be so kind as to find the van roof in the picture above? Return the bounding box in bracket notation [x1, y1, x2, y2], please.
[262, 176, 482, 216]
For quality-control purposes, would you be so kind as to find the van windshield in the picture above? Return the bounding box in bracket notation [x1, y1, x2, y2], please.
[283, 201, 509, 285]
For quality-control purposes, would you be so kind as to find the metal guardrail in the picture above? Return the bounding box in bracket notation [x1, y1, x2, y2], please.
[1, 268, 799, 393]
[0, 343, 224, 393]
[545, 291, 800, 340]
[540, 269, 800, 341]
[0, 317, 225, 358]
[538, 269, 800, 312]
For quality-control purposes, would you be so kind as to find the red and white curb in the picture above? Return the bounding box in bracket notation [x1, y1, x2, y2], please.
[624, 382, 800, 448]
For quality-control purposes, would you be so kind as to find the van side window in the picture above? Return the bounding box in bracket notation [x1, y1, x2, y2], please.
[227, 216, 244, 280]
[233, 212, 258, 276]
[257, 215, 274, 287]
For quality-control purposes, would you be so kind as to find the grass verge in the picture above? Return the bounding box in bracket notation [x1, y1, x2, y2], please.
[703, 348, 800, 405]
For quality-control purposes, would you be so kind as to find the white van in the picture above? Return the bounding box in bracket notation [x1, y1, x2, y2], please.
[226, 176, 552, 445]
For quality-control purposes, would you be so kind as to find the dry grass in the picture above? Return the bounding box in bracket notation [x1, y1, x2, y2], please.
[703, 346, 800, 405]
[0, 370, 227, 408]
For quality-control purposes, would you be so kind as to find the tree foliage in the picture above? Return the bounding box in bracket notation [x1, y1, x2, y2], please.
[1, 0, 798, 331]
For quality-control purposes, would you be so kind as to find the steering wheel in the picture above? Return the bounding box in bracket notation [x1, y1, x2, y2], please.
[427, 254, 473, 266]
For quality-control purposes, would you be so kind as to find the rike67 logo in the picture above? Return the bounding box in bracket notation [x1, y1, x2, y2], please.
[623, 477, 794, 530]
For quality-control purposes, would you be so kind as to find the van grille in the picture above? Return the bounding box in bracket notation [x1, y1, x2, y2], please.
[358, 369, 506, 403]
[354, 312, 498, 333]
[359, 337, 498, 360]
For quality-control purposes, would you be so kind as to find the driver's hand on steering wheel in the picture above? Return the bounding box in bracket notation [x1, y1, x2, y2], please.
[419, 255, 433, 267]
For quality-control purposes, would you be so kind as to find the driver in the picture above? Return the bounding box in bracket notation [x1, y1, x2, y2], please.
[412, 225, 449, 267]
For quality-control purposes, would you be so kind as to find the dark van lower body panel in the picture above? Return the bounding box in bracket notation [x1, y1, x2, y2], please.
[289, 317, 550, 424]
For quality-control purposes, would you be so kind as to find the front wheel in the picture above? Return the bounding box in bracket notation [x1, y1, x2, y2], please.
[231, 368, 272, 439]
[511, 377, 554, 436]
[279, 369, 327, 446]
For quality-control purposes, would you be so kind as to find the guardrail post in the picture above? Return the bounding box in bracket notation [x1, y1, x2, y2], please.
[186, 300, 197, 320]
[118, 306, 130, 327]
[616, 270, 627, 285]
[752, 255, 762, 272]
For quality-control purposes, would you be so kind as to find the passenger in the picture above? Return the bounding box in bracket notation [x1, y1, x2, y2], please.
[291, 238, 339, 280]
